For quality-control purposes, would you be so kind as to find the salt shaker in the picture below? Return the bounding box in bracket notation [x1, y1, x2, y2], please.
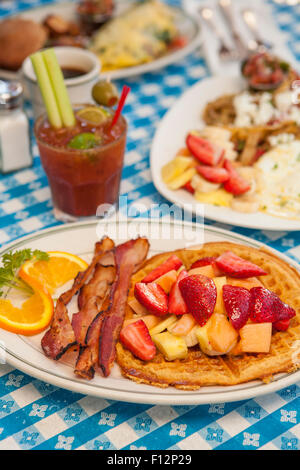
[0, 80, 32, 173]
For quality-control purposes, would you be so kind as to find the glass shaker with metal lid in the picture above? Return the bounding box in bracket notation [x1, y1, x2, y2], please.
[0, 79, 32, 173]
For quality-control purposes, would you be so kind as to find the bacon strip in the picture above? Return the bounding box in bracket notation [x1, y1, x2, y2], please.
[72, 265, 115, 345]
[41, 237, 115, 360]
[98, 237, 149, 377]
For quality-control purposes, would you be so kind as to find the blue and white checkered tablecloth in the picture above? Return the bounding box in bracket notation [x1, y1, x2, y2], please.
[0, 0, 300, 451]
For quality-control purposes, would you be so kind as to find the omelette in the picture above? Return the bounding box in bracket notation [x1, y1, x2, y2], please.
[89, 0, 179, 71]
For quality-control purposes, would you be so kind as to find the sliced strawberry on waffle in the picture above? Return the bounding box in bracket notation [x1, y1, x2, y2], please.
[223, 160, 251, 195]
[197, 165, 229, 183]
[190, 256, 217, 269]
[186, 133, 224, 166]
[179, 274, 217, 326]
[249, 287, 296, 324]
[168, 269, 189, 316]
[273, 319, 290, 331]
[141, 255, 183, 283]
[223, 285, 251, 330]
[120, 319, 156, 361]
[215, 251, 267, 278]
[134, 282, 168, 316]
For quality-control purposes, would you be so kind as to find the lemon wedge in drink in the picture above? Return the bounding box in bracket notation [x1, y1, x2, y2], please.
[76, 106, 111, 125]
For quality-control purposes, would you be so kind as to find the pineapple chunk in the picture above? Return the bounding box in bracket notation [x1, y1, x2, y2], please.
[161, 156, 194, 184]
[149, 315, 177, 336]
[188, 265, 215, 278]
[142, 315, 161, 331]
[192, 174, 220, 193]
[195, 189, 233, 207]
[153, 331, 188, 361]
[156, 270, 178, 293]
[128, 298, 149, 316]
[196, 318, 215, 355]
[239, 323, 272, 353]
[167, 168, 196, 190]
[213, 277, 227, 314]
[184, 325, 201, 347]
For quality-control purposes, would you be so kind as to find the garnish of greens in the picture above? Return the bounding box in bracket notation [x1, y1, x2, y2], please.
[0, 249, 49, 298]
[68, 133, 101, 150]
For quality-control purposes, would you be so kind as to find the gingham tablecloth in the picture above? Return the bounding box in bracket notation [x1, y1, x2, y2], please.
[0, 0, 300, 451]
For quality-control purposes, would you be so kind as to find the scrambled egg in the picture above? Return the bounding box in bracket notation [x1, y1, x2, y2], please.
[89, 0, 178, 71]
[255, 140, 300, 219]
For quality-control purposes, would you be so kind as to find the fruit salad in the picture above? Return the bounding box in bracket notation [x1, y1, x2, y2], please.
[119, 251, 296, 362]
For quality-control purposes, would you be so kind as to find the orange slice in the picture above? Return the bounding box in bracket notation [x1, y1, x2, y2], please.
[19, 251, 89, 294]
[0, 289, 53, 336]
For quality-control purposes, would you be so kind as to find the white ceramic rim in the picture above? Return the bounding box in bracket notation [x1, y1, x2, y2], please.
[22, 46, 101, 87]
[0, 218, 300, 405]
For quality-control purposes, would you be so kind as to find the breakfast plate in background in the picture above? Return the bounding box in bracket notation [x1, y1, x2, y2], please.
[1, 218, 300, 405]
[150, 74, 300, 231]
[0, 0, 202, 82]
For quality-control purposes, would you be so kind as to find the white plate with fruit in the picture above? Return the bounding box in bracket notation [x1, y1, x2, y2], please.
[150, 75, 300, 231]
[1, 218, 300, 405]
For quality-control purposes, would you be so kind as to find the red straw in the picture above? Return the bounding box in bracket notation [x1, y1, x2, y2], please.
[110, 85, 131, 130]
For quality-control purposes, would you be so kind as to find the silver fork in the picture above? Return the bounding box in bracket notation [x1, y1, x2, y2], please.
[218, 0, 249, 59]
[242, 9, 273, 52]
[199, 7, 241, 62]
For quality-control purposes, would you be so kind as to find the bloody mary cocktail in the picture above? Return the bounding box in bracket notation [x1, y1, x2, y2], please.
[34, 105, 127, 221]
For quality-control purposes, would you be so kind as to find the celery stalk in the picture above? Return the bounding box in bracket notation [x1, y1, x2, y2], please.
[30, 52, 62, 129]
[43, 49, 75, 128]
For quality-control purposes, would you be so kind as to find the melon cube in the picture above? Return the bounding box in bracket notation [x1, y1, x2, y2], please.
[155, 269, 178, 293]
[213, 276, 227, 314]
[207, 313, 238, 354]
[142, 315, 161, 331]
[227, 277, 264, 289]
[188, 265, 215, 278]
[239, 323, 272, 353]
[128, 298, 149, 316]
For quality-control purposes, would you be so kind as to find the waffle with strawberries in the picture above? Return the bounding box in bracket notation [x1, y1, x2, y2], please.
[116, 242, 300, 390]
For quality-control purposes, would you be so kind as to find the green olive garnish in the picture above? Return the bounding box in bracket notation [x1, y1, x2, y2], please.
[92, 80, 119, 107]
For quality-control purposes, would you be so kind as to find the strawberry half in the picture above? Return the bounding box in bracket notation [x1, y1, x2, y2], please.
[273, 319, 290, 331]
[223, 159, 251, 195]
[182, 181, 195, 194]
[190, 256, 217, 269]
[223, 285, 251, 330]
[215, 251, 267, 278]
[134, 282, 168, 316]
[197, 165, 229, 183]
[249, 287, 296, 324]
[179, 274, 217, 326]
[168, 269, 189, 315]
[119, 319, 156, 361]
[186, 133, 224, 166]
[142, 255, 183, 283]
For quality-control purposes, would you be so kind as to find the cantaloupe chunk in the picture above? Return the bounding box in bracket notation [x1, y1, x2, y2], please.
[239, 323, 272, 353]
[227, 277, 264, 289]
[228, 341, 243, 356]
[153, 331, 188, 361]
[213, 276, 227, 314]
[188, 265, 215, 278]
[149, 315, 177, 336]
[128, 298, 149, 316]
[207, 313, 238, 354]
[123, 317, 142, 328]
[142, 315, 161, 331]
[169, 313, 196, 336]
[155, 270, 178, 293]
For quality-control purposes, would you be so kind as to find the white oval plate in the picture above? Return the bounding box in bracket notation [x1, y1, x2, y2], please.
[150, 75, 300, 231]
[0, 1, 202, 82]
[1, 218, 300, 405]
